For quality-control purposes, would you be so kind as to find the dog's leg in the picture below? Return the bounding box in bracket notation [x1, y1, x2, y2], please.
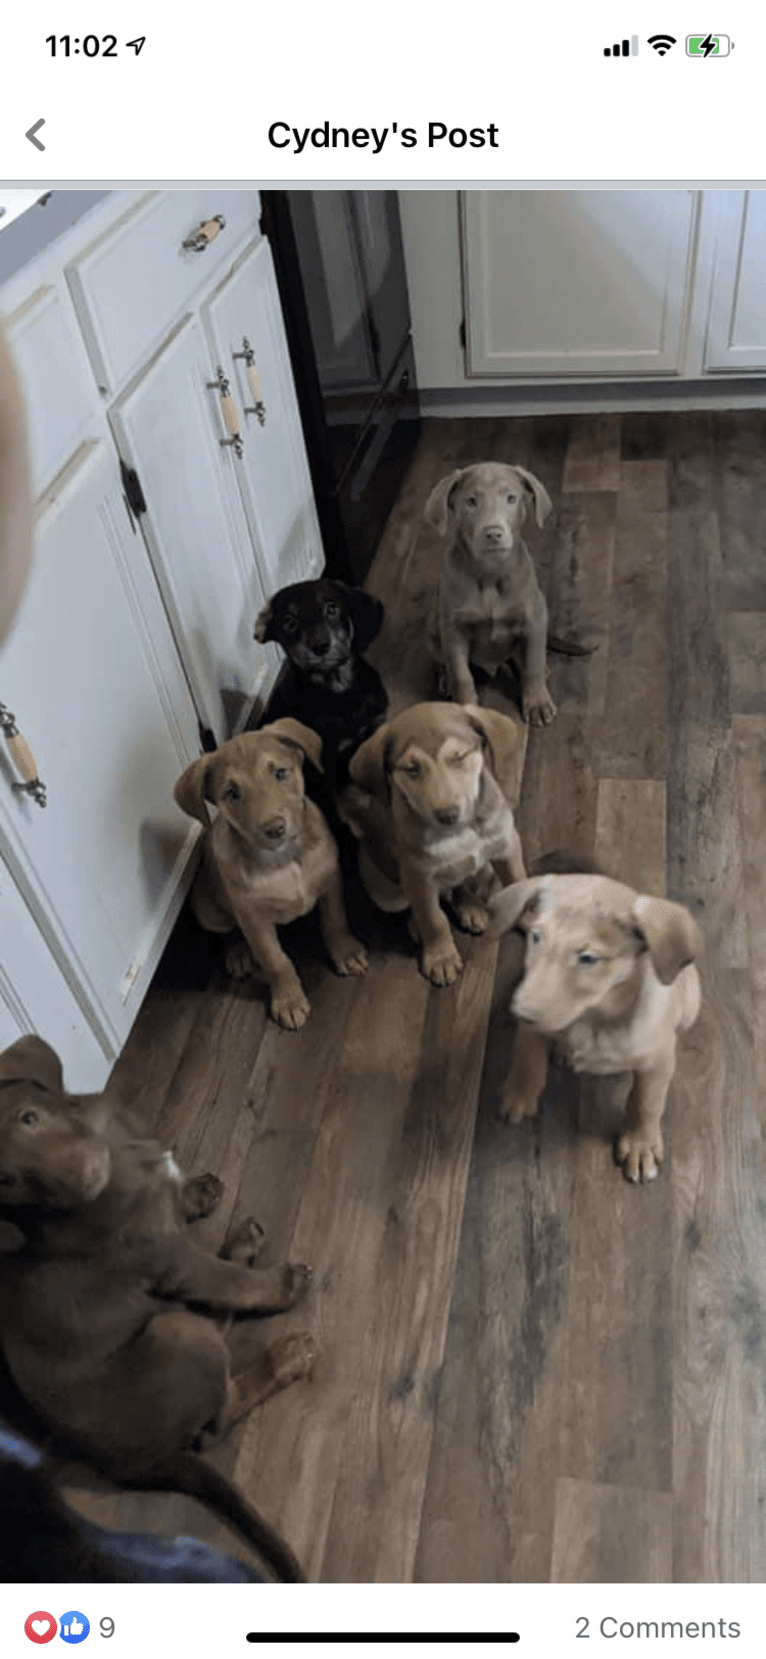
[442, 629, 478, 706]
[499, 1023, 550, 1123]
[317, 865, 369, 977]
[182, 1173, 225, 1223]
[210, 1333, 316, 1439]
[614, 1051, 676, 1183]
[491, 833, 528, 889]
[230, 911, 311, 1031]
[520, 614, 557, 727]
[161, 1238, 312, 1315]
[400, 865, 463, 987]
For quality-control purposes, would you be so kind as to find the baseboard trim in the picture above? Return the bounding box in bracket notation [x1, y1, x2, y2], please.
[420, 379, 766, 418]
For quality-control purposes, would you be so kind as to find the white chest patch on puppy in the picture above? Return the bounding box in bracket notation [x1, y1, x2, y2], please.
[162, 1150, 184, 1183]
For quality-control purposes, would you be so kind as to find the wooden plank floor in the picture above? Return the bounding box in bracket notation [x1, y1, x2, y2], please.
[64, 411, 766, 1582]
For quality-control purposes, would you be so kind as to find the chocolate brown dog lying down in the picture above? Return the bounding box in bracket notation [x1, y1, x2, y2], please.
[488, 873, 701, 1182]
[342, 701, 526, 987]
[426, 462, 593, 726]
[174, 719, 368, 1031]
[0, 1037, 313, 1581]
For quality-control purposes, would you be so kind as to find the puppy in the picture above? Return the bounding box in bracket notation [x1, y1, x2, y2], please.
[488, 873, 702, 1182]
[254, 579, 388, 786]
[426, 461, 591, 726]
[0, 1036, 313, 1581]
[174, 719, 368, 1031]
[342, 701, 526, 987]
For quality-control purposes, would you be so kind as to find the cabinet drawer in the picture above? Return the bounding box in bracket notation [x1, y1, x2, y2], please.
[66, 190, 261, 392]
[4, 284, 97, 496]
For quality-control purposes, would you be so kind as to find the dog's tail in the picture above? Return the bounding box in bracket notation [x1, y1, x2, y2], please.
[547, 632, 596, 658]
[131, 1452, 305, 1583]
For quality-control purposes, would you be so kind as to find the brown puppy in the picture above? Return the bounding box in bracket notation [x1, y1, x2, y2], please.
[174, 719, 368, 1030]
[343, 701, 526, 987]
[488, 874, 702, 1182]
[427, 461, 581, 726]
[0, 1036, 313, 1581]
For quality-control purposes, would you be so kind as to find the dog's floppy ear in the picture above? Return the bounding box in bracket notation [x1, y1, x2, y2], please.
[424, 470, 465, 536]
[335, 582, 384, 653]
[266, 717, 324, 774]
[513, 467, 553, 529]
[631, 895, 699, 986]
[462, 704, 522, 792]
[348, 720, 394, 800]
[486, 878, 545, 939]
[173, 754, 216, 826]
[253, 598, 276, 644]
[0, 1036, 64, 1095]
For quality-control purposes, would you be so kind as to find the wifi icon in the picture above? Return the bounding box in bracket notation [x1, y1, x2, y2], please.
[648, 33, 677, 54]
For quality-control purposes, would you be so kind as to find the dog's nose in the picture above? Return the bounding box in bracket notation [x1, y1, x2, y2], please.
[263, 817, 287, 841]
[483, 524, 504, 543]
[312, 638, 331, 656]
[435, 806, 460, 826]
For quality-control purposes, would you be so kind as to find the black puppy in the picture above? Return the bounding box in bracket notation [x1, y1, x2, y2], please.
[254, 579, 388, 787]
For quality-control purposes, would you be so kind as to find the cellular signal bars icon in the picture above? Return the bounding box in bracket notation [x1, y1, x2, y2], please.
[604, 35, 639, 56]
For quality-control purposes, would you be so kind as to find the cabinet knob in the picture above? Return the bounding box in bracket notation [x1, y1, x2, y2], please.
[182, 214, 226, 253]
[233, 338, 267, 426]
[206, 366, 244, 458]
[0, 703, 47, 807]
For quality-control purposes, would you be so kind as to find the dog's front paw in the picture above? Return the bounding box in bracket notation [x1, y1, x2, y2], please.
[183, 1172, 224, 1222]
[265, 1331, 316, 1390]
[225, 939, 256, 980]
[453, 898, 489, 935]
[277, 1262, 313, 1308]
[270, 979, 311, 1030]
[225, 1216, 267, 1265]
[422, 938, 464, 987]
[614, 1126, 664, 1183]
[330, 935, 369, 977]
[523, 685, 557, 727]
[498, 1089, 542, 1124]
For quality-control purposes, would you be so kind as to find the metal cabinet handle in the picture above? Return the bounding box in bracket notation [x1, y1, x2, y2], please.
[0, 703, 47, 807]
[206, 366, 244, 457]
[233, 338, 266, 426]
[182, 214, 226, 253]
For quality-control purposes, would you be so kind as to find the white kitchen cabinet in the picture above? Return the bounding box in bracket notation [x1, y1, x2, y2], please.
[0, 189, 323, 1087]
[202, 236, 324, 598]
[463, 191, 697, 379]
[0, 439, 200, 1059]
[702, 192, 766, 372]
[109, 313, 272, 743]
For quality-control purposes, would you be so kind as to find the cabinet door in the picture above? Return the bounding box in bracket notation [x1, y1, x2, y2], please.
[0, 441, 200, 1054]
[202, 238, 324, 600]
[110, 314, 273, 740]
[703, 192, 766, 372]
[463, 191, 697, 379]
[0, 868, 110, 1091]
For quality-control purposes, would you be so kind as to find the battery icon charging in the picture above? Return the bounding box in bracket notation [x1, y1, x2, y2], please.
[686, 34, 732, 55]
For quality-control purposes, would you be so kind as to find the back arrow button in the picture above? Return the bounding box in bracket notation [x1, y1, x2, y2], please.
[26, 119, 46, 151]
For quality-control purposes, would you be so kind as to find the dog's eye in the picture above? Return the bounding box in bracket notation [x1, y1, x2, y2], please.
[223, 783, 241, 803]
[325, 603, 339, 620]
[274, 767, 289, 782]
[530, 929, 541, 944]
[403, 762, 420, 778]
[19, 1110, 39, 1129]
[450, 752, 469, 766]
[506, 493, 517, 504]
[464, 495, 478, 509]
[282, 615, 299, 635]
[578, 951, 600, 966]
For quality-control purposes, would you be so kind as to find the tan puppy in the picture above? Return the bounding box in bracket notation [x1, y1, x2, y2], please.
[174, 720, 368, 1030]
[343, 702, 526, 987]
[488, 873, 702, 1182]
[426, 461, 557, 725]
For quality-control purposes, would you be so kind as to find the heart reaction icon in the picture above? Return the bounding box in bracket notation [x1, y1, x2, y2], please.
[24, 1612, 58, 1644]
